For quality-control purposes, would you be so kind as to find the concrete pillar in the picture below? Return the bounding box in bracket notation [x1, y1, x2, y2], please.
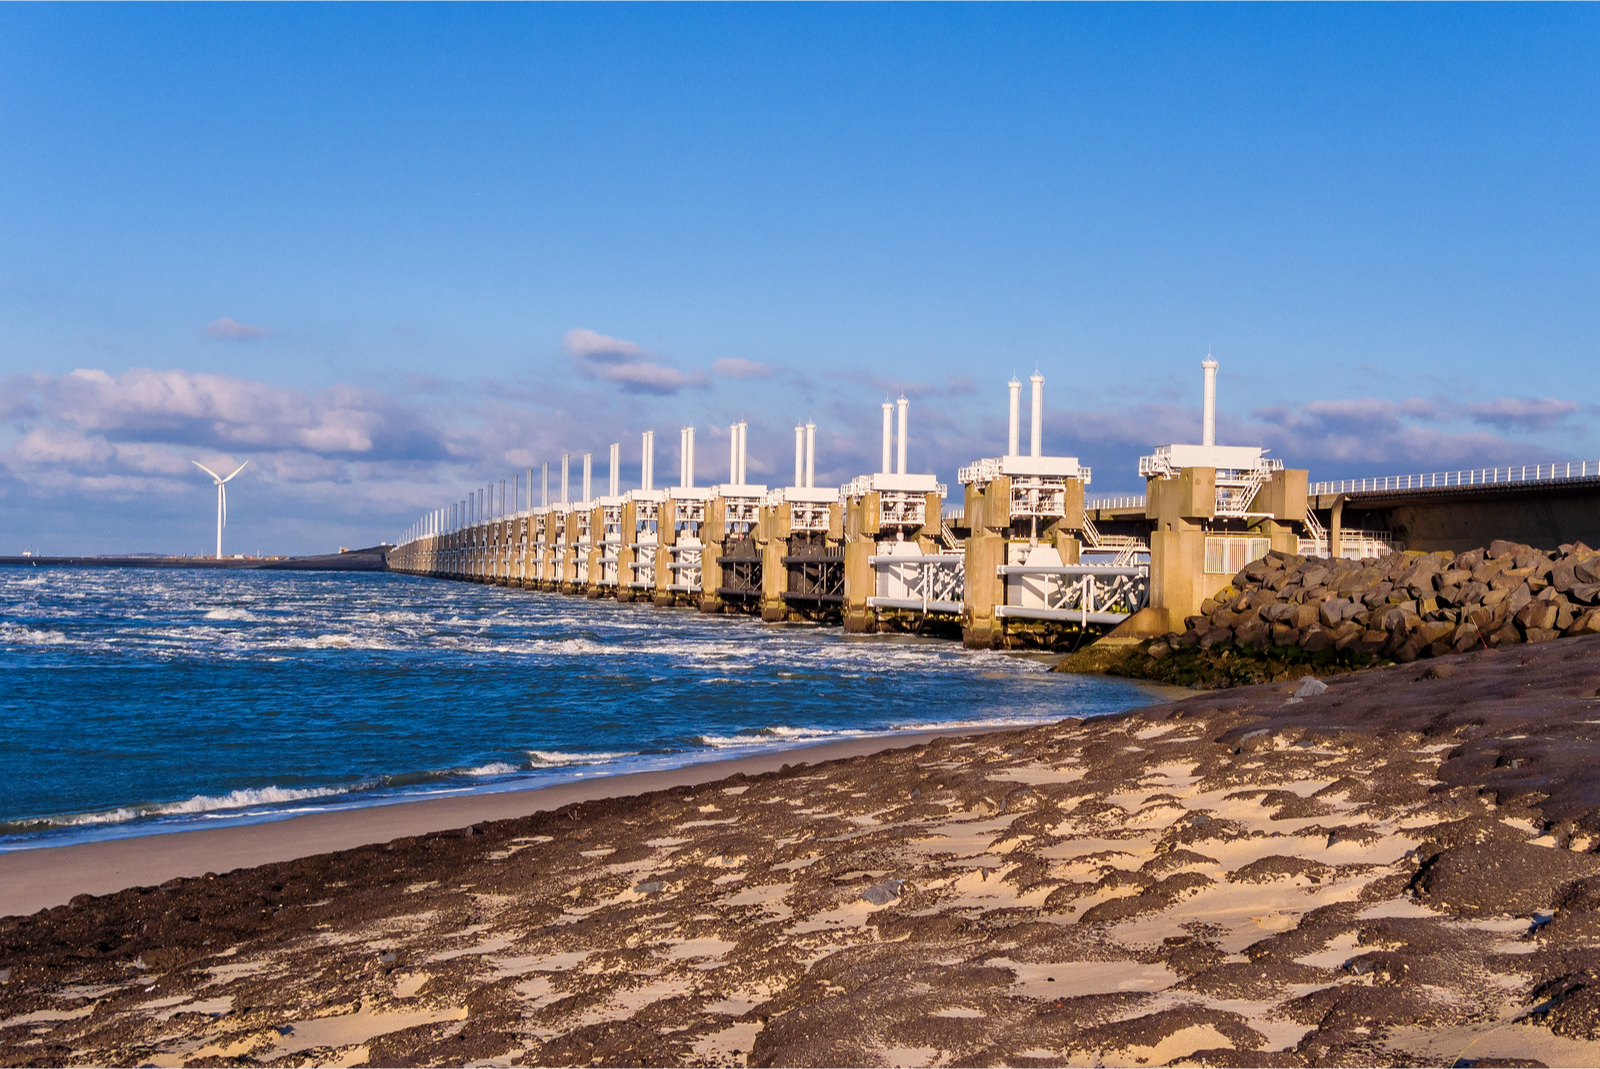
[843, 492, 880, 633]
[794, 426, 805, 488]
[654, 496, 678, 608]
[962, 528, 1006, 648]
[617, 501, 639, 602]
[760, 501, 791, 623]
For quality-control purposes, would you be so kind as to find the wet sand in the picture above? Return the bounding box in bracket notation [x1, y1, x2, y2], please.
[0, 730, 1020, 920]
[5, 637, 1600, 1066]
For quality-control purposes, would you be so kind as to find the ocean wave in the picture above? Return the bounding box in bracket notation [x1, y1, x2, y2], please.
[0, 623, 72, 646]
[528, 749, 637, 767]
[459, 761, 521, 776]
[692, 725, 869, 749]
[891, 714, 1061, 733]
[202, 607, 257, 621]
[3, 784, 360, 832]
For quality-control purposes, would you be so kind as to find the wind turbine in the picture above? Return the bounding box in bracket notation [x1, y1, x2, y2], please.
[192, 460, 249, 560]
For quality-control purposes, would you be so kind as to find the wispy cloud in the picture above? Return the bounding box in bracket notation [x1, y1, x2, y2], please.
[711, 357, 776, 380]
[204, 317, 271, 340]
[1465, 397, 1580, 432]
[563, 327, 702, 395]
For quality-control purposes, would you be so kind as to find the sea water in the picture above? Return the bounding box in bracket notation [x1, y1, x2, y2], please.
[0, 567, 1162, 849]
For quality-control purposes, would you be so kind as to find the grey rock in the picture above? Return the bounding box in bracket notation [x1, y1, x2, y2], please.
[861, 878, 905, 906]
[634, 880, 664, 894]
[1292, 677, 1329, 699]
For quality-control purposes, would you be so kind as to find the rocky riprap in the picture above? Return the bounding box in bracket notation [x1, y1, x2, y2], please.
[1113, 540, 1600, 688]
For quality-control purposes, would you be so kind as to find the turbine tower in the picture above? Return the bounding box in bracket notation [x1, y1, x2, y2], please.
[192, 460, 249, 559]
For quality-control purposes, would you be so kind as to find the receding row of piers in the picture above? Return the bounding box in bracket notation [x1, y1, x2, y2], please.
[390, 363, 1332, 648]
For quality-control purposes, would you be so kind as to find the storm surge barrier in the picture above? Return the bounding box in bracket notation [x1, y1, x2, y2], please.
[388, 363, 1600, 650]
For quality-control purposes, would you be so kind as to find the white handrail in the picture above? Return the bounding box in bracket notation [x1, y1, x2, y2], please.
[1310, 460, 1600, 496]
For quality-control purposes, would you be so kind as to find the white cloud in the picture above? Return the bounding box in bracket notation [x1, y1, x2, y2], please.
[711, 357, 776, 379]
[563, 327, 647, 363]
[563, 327, 701, 395]
[204, 317, 271, 340]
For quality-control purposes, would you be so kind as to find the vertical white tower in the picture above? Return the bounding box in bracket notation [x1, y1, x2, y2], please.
[895, 396, 909, 476]
[1030, 372, 1044, 457]
[794, 424, 805, 487]
[881, 402, 893, 474]
[1007, 377, 1022, 456]
[642, 430, 654, 491]
[541, 463, 549, 507]
[560, 454, 569, 505]
[737, 421, 748, 484]
[729, 424, 739, 484]
[1202, 355, 1219, 447]
[609, 443, 620, 497]
[804, 421, 816, 487]
[582, 453, 592, 501]
[684, 426, 696, 488]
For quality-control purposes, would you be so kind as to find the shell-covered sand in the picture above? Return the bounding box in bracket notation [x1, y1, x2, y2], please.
[6, 637, 1600, 1067]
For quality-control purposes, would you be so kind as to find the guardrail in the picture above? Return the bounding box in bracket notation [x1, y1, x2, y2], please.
[1309, 461, 1600, 497]
[1087, 495, 1146, 511]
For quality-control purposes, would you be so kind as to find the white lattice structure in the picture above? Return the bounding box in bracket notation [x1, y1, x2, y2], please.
[993, 560, 1150, 625]
[595, 499, 623, 587]
[866, 542, 965, 614]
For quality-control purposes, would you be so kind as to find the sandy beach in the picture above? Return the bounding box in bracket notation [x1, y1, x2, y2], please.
[6, 638, 1600, 1066]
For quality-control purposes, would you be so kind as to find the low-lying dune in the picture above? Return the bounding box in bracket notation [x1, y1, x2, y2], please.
[5, 636, 1600, 1066]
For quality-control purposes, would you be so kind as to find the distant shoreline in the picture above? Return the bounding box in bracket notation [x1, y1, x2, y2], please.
[0, 545, 389, 572]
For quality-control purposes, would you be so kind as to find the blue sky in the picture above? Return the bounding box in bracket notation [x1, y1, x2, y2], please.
[1, 5, 1595, 554]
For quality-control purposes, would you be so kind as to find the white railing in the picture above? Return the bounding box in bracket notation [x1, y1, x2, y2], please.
[1299, 529, 1405, 560]
[1310, 461, 1600, 497]
[993, 563, 1149, 625]
[866, 552, 965, 614]
[1088, 495, 1146, 511]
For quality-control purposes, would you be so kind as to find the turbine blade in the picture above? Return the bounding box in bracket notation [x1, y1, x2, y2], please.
[193, 460, 222, 481]
[222, 460, 249, 483]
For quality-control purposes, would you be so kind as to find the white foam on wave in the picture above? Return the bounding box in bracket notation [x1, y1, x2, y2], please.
[18, 784, 357, 830]
[459, 761, 521, 777]
[202, 607, 257, 622]
[693, 725, 870, 749]
[891, 714, 1062, 733]
[0, 623, 71, 646]
[528, 749, 637, 767]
